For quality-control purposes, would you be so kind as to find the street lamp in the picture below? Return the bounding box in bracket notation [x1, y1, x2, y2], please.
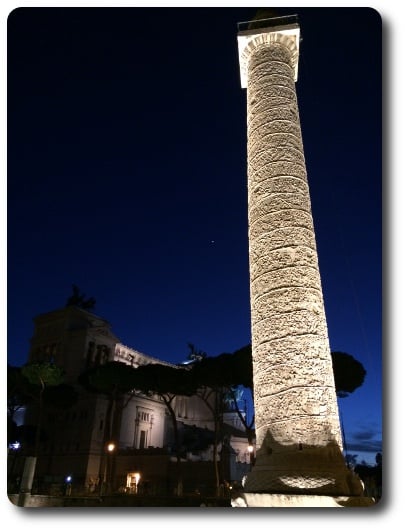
[101, 441, 116, 495]
[247, 444, 255, 469]
[65, 475, 72, 496]
[7, 441, 21, 491]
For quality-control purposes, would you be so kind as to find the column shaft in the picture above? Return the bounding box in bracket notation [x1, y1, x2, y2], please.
[244, 42, 360, 495]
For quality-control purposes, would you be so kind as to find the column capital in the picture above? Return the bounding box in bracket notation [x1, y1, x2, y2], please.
[237, 16, 301, 88]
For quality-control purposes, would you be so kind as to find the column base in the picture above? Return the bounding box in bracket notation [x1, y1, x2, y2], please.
[243, 431, 365, 497]
[232, 493, 377, 508]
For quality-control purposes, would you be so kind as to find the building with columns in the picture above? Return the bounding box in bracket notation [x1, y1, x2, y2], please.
[9, 304, 251, 496]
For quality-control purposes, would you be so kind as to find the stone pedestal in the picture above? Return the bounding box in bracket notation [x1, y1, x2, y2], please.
[233, 493, 376, 508]
[243, 431, 365, 497]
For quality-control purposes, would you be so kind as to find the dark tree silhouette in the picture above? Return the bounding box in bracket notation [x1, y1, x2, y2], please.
[78, 361, 138, 493]
[21, 362, 65, 458]
[331, 351, 366, 398]
[189, 348, 255, 493]
[223, 345, 255, 443]
[188, 356, 226, 493]
[7, 364, 33, 426]
[43, 383, 78, 410]
[354, 453, 382, 500]
[10, 362, 66, 498]
[128, 363, 196, 495]
[236, 345, 366, 398]
[8, 364, 77, 456]
[79, 361, 138, 443]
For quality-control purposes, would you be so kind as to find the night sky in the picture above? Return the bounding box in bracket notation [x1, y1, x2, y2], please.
[7, 6, 382, 468]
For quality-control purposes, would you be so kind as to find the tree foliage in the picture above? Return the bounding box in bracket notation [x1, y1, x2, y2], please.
[19, 362, 65, 457]
[8, 363, 77, 453]
[21, 362, 65, 389]
[229, 344, 253, 390]
[7, 364, 33, 420]
[78, 361, 140, 493]
[331, 351, 366, 398]
[189, 345, 252, 392]
[43, 383, 79, 409]
[187, 346, 255, 492]
[230, 345, 366, 398]
[128, 362, 195, 495]
[190, 346, 255, 442]
[79, 361, 138, 446]
[130, 362, 196, 397]
[79, 361, 137, 396]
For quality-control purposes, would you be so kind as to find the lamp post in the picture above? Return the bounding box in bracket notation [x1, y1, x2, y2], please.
[107, 442, 116, 494]
[7, 441, 21, 484]
[100, 442, 116, 495]
[65, 475, 72, 496]
[247, 444, 255, 470]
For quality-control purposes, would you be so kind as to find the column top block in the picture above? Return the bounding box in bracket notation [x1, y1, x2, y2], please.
[237, 15, 301, 88]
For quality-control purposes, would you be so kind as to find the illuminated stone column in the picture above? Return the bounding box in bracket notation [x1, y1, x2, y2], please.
[237, 16, 363, 497]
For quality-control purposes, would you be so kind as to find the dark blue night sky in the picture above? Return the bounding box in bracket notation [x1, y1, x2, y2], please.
[7, 6, 382, 466]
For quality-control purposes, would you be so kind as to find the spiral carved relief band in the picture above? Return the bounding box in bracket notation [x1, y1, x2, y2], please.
[238, 19, 364, 496]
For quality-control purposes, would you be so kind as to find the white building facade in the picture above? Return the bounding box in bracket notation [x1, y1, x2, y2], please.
[10, 305, 251, 496]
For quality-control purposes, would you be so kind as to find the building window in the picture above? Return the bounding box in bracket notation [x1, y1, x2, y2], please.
[139, 412, 149, 422]
[139, 430, 147, 449]
[134, 407, 153, 448]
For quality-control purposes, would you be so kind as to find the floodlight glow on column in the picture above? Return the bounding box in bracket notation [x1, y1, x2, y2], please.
[237, 13, 366, 498]
[237, 15, 300, 88]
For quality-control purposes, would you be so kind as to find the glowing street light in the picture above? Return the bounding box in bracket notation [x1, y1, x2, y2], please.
[247, 444, 255, 469]
[65, 475, 72, 496]
[100, 441, 117, 495]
